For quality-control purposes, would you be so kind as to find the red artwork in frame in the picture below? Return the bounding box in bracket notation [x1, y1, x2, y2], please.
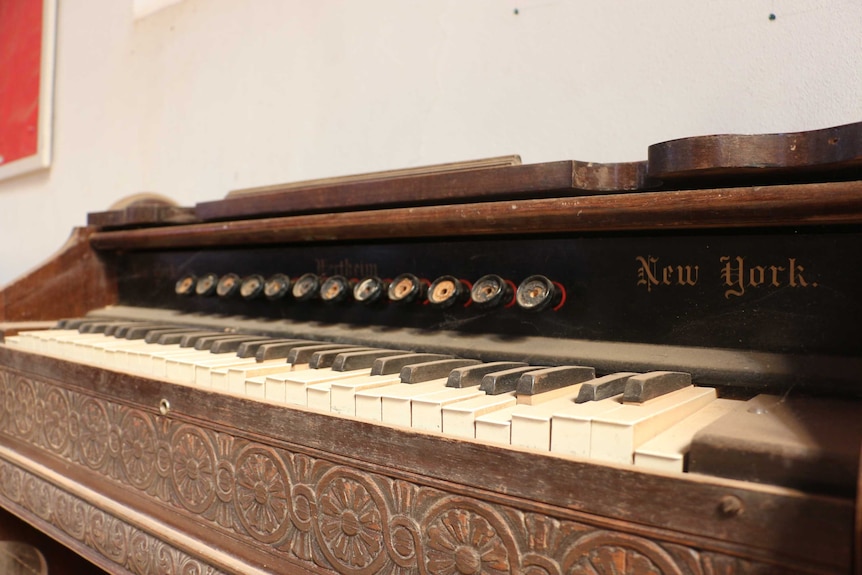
[0, 0, 55, 181]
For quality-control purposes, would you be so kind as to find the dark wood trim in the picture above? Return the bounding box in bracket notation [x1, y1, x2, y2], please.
[856, 442, 862, 575]
[193, 160, 647, 222]
[91, 180, 862, 251]
[0, 227, 117, 321]
[649, 121, 862, 180]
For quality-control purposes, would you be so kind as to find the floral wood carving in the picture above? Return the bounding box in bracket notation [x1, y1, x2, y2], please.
[0, 458, 225, 575]
[0, 368, 816, 575]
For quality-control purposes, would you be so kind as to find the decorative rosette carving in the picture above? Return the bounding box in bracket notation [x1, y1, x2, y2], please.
[234, 446, 291, 543]
[42, 387, 70, 452]
[0, 369, 818, 575]
[315, 469, 388, 573]
[11, 376, 36, 437]
[23, 474, 51, 519]
[119, 410, 158, 490]
[90, 508, 130, 566]
[423, 499, 517, 575]
[78, 397, 110, 469]
[562, 532, 683, 575]
[171, 425, 217, 513]
[0, 371, 9, 426]
[54, 491, 88, 540]
[1, 464, 23, 502]
[129, 530, 153, 574]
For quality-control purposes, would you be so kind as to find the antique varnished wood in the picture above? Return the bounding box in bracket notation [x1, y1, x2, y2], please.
[0, 121, 861, 574]
[0, 345, 853, 574]
[90, 180, 862, 250]
[648, 121, 862, 181]
[0, 227, 115, 323]
[194, 160, 649, 222]
[87, 194, 198, 229]
[0, 507, 106, 575]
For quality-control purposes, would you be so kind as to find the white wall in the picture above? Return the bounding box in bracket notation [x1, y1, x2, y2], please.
[1, 0, 860, 286]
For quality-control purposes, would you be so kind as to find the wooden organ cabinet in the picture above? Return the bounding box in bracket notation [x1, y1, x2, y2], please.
[0, 123, 861, 574]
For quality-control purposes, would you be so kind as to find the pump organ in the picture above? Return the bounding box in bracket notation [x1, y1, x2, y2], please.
[1, 123, 862, 574]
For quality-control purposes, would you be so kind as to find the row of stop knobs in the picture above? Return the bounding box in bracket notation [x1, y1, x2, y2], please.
[175, 272, 566, 312]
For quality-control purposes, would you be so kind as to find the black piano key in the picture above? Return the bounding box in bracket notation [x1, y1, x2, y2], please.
[288, 344, 353, 365]
[61, 318, 90, 330]
[331, 349, 405, 372]
[623, 371, 692, 403]
[125, 324, 183, 340]
[236, 338, 299, 358]
[208, 336, 271, 354]
[192, 334, 246, 351]
[104, 323, 132, 336]
[75, 320, 107, 333]
[516, 365, 596, 396]
[446, 361, 528, 388]
[54, 318, 77, 329]
[400, 359, 480, 384]
[479, 366, 544, 395]
[143, 328, 200, 344]
[169, 331, 223, 347]
[254, 340, 317, 362]
[575, 372, 637, 403]
[369, 353, 453, 376]
[309, 347, 374, 369]
[79, 321, 124, 334]
[209, 336, 272, 355]
[111, 321, 171, 339]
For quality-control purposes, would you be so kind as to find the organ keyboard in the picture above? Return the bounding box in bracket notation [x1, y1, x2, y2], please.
[1, 123, 862, 574]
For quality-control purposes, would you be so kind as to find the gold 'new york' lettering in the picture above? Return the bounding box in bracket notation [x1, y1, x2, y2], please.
[636, 256, 699, 292]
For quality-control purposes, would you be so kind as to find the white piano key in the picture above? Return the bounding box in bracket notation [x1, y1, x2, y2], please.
[165, 354, 241, 385]
[282, 368, 336, 405]
[146, 348, 204, 377]
[329, 374, 403, 415]
[284, 368, 370, 407]
[634, 398, 740, 472]
[590, 386, 717, 464]
[475, 406, 517, 445]
[208, 360, 290, 392]
[306, 381, 334, 410]
[410, 387, 485, 432]
[195, 357, 257, 387]
[305, 369, 387, 411]
[45, 332, 108, 357]
[441, 392, 517, 438]
[264, 372, 299, 403]
[2, 336, 24, 349]
[225, 361, 297, 394]
[355, 380, 445, 423]
[245, 376, 267, 399]
[549, 397, 627, 457]
[380, 379, 451, 427]
[510, 388, 590, 451]
[509, 375, 631, 450]
[87, 339, 156, 370]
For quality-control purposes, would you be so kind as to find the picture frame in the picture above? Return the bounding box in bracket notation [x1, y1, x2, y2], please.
[0, 0, 57, 182]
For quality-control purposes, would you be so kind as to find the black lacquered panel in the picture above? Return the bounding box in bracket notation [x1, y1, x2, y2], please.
[116, 227, 862, 357]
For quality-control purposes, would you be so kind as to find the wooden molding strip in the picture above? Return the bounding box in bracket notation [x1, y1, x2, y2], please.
[649, 121, 862, 180]
[0, 444, 266, 575]
[226, 155, 524, 197]
[194, 160, 648, 222]
[91, 180, 862, 251]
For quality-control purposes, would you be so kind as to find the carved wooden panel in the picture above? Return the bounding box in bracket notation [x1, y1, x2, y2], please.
[0, 458, 225, 575]
[0, 368, 823, 574]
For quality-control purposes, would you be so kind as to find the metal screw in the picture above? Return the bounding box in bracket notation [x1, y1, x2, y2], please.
[159, 398, 171, 416]
[718, 495, 744, 518]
